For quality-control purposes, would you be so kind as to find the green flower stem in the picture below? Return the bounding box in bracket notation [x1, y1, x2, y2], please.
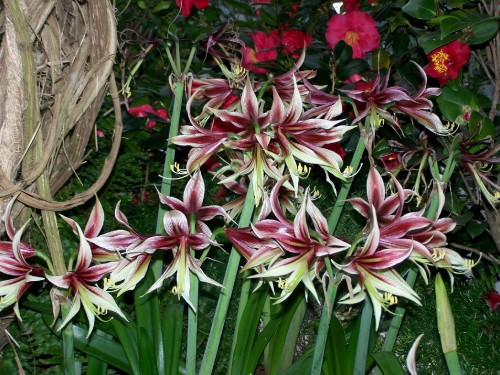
[444, 351, 462, 375]
[353, 298, 373, 375]
[61, 303, 77, 375]
[187, 215, 199, 375]
[199, 182, 255, 374]
[311, 133, 366, 375]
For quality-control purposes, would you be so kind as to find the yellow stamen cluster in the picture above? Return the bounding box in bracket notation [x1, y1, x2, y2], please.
[342, 165, 354, 178]
[170, 162, 188, 176]
[431, 50, 450, 74]
[103, 277, 117, 291]
[278, 277, 290, 292]
[297, 163, 311, 178]
[96, 305, 108, 315]
[311, 187, 322, 200]
[383, 292, 398, 306]
[432, 248, 447, 262]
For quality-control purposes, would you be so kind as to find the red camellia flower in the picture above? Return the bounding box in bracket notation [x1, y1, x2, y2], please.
[423, 40, 471, 86]
[343, 0, 361, 12]
[128, 104, 169, 130]
[242, 30, 280, 73]
[485, 290, 500, 311]
[176, 0, 209, 18]
[325, 11, 380, 59]
[243, 29, 311, 73]
[281, 30, 312, 57]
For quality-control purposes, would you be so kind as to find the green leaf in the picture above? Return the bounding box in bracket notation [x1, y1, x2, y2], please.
[324, 315, 348, 375]
[72, 326, 132, 373]
[436, 86, 475, 122]
[370, 352, 406, 375]
[244, 319, 281, 375]
[417, 32, 457, 54]
[230, 287, 268, 375]
[402, 0, 436, 20]
[281, 349, 313, 375]
[336, 59, 370, 81]
[162, 303, 184, 375]
[469, 21, 500, 45]
[139, 327, 159, 375]
[152, 1, 171, 12]
[334, 40, 353, 64]
[267, 293, 306, 375]
[467, 220, 488, 239]
[468, 111, 495, 142]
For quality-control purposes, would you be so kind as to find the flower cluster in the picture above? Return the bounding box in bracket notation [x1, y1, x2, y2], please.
[0, 172, 227, 337]
[172, 55, 353, 205]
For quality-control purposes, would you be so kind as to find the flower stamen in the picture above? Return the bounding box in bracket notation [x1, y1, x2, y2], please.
[383, 292, 398, 306]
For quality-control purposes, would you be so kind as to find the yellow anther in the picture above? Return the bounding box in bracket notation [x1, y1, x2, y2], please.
[431, 50, 450, 74]
[96, 305, 108, 315]
[383, 292, 398, 306]
[432, 248, 447, 261]
[463, 258, 476, 270]
[495, 192, 500, 199]
[311, 187, 322, 200]
[103, 277, 116, 291]
[170, 162, 187, 175]
[278, 278, 289, 291]
[343, 165, 354, 178]
[297, 163, 311, 178]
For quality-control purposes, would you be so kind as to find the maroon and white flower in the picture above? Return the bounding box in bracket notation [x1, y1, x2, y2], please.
[46, 222, 126, 337]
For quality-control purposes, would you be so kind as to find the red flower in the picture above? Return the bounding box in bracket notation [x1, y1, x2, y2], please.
[379, 152, 401, 171]
[423, 40, 471, 86]
[243, 29, 311, 73]
[280, 30, 312, 57]
[176, 0, 209, 17]
[343, 0, 361, 12]
[242, 31, 280, 73]
[128, 104, 169, 130]
[486, 290, 500, 311]
[325, 11, 380, 59]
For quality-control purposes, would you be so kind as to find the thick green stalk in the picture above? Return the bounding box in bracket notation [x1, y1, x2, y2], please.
[199, 183, 255, 374]
[435, 273, 461, 375]
[353, 299, 373, 375]
[311, 134, 365, 375]
[187, 215, 199, 375]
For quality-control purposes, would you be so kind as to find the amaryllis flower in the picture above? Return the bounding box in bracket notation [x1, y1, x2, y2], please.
[269, 77, 353, 194]
[341, 64, 449, 135]
[128, 104, 169, 130]
[242, 31, 280, 73]
[227, 178, 349, 303]
[0, 198, 36, 259]
[46, 222, 126, 338]
[145, 210, 222, 309]
[0, 221, 44, 318]
[158, 171, 231, 237]
[424, 40, 471, 86]
[325, 11, 380, 59]
[336, 206, 420, 328]
[348, 167, 413, 225]
[187, 77, 243, 119]
[176, 0, 209, 17]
